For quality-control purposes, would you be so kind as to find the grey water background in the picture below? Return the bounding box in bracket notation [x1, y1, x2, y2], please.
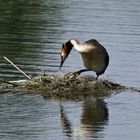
[0, 0, 140, 140]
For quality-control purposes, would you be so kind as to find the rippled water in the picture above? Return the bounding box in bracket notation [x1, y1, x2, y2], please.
[0, 0, 140, 140]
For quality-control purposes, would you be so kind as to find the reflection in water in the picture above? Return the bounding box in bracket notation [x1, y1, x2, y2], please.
[60, 99, 108, 139]
[79, 100, 108, 139]
[60, 103, 72, 137]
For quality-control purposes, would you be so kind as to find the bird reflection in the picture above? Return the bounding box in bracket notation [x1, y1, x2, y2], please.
[60, 103, 73, 137]
[77, 99, 108, 138]
[60, 99, 108, 139]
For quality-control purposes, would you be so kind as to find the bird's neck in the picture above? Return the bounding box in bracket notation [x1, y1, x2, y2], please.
[73, 44, 84, 53]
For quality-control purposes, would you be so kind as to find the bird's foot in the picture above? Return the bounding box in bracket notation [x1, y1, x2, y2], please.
[64, 71, 81, 80]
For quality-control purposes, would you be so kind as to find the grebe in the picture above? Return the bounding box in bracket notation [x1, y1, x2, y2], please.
[59, 39, 109, 79]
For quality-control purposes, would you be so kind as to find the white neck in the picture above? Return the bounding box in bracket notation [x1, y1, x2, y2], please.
[70, 39, 85, 53]
[73, 44, 84, 53]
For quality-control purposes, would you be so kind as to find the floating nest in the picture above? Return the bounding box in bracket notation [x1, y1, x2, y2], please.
[0, 71, 125, 99]
[1, 57, 139, 99]
[1, 74, 124, 99]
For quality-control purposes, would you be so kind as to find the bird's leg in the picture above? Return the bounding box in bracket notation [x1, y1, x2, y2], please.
[96, 72, 102, 80]
[64, 69, 89, 80]
[75, 69, 100, 80]
[76, 69, 90, 75]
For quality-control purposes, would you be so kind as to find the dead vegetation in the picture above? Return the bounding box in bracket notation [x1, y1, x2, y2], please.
[0, 73, 125, 100]
[0, 56, 133, 100]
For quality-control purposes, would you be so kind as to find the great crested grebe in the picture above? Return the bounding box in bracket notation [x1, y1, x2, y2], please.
[59, 39, 109, 79]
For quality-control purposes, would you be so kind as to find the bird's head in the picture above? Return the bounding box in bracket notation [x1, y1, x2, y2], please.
[59, 39, 80, 69]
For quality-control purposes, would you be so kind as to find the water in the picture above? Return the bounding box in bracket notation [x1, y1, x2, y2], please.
[0, 0, 140, 139]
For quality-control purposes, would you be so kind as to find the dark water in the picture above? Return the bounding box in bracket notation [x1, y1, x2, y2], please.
[0, 0, 140, 140]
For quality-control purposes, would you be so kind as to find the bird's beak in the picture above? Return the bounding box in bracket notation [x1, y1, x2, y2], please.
[59, 44, 66, 69]
[59, 55, 64, 69]
[59, 41, 73, 70]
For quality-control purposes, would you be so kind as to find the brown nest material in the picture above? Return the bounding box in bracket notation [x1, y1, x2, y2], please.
[17, 71, 125, 99]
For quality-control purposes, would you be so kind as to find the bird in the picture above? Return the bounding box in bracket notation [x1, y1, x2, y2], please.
[59, 38, 109, 79]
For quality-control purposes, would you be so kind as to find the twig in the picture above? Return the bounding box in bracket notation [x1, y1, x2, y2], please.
[3, 56, 31, 80]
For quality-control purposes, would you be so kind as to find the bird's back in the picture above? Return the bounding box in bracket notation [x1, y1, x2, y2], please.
[84, 39, 99, 45]
[82, 39, 109, 76]
[83, 39, 104, 49]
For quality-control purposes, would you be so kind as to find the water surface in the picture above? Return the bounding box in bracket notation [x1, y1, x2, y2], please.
[0, 0, 140, 140]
